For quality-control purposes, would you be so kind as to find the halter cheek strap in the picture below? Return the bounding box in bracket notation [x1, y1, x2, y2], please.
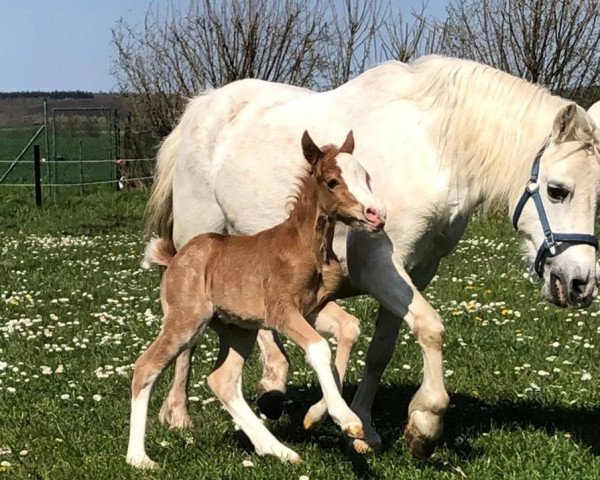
[512, 140, 598, 278]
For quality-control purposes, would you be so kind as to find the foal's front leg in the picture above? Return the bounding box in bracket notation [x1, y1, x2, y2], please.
[303, 301, 361, 430]
[208, 320, 301, 463]
[269, 304, 365, 440]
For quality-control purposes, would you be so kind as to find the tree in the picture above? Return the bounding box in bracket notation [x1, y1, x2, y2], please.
[112, 0, 442, 141]
[442, 0, 600, 105]
[112, 0, 329, 140]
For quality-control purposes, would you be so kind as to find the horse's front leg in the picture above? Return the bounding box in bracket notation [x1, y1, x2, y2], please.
[399, 290, 448, 458]
[347, 233, 449, 458]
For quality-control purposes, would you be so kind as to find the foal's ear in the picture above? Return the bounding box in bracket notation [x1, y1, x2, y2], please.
[301, 130, 323, 165]
[340, 130, 354, 154]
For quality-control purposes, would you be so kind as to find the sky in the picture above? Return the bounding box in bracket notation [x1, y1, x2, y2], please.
[0, 0, 448, 92]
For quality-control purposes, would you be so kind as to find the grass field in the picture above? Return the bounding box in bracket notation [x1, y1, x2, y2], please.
[1, 191, 600, 479]
[0, 126, 118, 185]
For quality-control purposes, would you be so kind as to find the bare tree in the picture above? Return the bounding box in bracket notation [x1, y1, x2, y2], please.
[380, 2, 447, 63]
[442, 0, 600, 104]
[322, 0, 387, 88]
[112, 0, 330, 140]
[112, 0, 446, 143]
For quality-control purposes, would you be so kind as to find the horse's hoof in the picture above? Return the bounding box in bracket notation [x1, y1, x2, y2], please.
[256, 390, 286, 420]
[404, 419, 437, 460]
[343, 423, 365, 440]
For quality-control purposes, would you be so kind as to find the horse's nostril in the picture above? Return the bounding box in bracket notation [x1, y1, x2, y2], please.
[570, 277, 589, 302]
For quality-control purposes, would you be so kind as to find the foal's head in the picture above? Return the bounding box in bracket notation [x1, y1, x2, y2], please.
[301, 130, 386, 232]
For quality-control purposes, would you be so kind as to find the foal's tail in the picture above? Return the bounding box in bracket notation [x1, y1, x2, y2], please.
[141, 238, 177, 269]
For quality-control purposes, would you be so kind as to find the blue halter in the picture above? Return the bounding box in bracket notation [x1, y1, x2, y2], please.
[512, 140, 598, 278]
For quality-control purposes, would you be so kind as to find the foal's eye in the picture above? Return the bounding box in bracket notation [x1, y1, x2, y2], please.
[547, 184, 570, 202]
[326, 178, 339, 190]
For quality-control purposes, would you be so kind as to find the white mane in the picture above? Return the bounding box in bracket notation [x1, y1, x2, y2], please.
[398, 55, 568, 205]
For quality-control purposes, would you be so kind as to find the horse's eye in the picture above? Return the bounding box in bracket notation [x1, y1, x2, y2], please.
[547, 184, 569, 202]
[326, 178, 339, 190]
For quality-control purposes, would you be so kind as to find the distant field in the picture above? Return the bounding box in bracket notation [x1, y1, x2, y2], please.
[1, 191, 599, 479]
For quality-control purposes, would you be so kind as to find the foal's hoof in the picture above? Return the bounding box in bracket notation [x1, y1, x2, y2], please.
[343, 423, 365, 440]
[404, 418, 437, 460]
[256, 390, 286, 420]
[126, 454, 158, 470]
[287, 453, 303, 464]
[303, 412, 316, 431]
[158, 404, 193, 429]
[351, 438, 374, 455]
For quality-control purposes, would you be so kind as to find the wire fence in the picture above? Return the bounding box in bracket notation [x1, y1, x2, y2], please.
[0, 158, 155, 164]
[1, 153, 156, 206]
[0, 104, 157, 204]
[1, 176, 154, 188]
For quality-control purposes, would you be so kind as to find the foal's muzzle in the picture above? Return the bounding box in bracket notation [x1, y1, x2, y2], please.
[365, 207, 385, 232]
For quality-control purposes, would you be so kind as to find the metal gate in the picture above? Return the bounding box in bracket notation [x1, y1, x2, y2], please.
[50, 107, 119, 192]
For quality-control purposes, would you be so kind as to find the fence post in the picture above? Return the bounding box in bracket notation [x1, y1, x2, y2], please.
[78, 139, 84, 195]
[33, 145, 42, 207]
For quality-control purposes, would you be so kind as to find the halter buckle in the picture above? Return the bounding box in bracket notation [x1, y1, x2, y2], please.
[526, 180, 539, 194]
[545, 233, 557, 255]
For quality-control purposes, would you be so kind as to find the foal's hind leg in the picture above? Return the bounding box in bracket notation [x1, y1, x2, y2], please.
[303, 301, 361, 430]
[158, 345, 196, 429]
[126, 306, 212, 469]
[208, 320, 301, 463]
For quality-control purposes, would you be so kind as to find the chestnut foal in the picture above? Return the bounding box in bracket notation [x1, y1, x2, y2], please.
[126, 131, 386, 468]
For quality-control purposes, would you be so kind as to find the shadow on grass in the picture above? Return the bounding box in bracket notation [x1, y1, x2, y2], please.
[228, 382, 600, 477]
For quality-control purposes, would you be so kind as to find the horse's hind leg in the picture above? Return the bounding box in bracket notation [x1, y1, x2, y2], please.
[158, 345, 196, 429]
[207, 320, 301, 463]
[303, 301, 361, 430]
[255, 329, 289, 419]
[126, 306, 212, 469]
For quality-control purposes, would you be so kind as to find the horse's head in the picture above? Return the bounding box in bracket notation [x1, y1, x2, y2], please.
[513, 103, 600, 308]
[301, 130, 386, 233]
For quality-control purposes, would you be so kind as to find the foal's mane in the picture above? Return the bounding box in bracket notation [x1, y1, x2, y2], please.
[284, 144, 339, 216]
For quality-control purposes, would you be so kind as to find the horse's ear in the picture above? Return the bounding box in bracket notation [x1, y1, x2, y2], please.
[552, 103, 594, 143]
[301, 130, 322, 165]
[340, 130, 354, 154]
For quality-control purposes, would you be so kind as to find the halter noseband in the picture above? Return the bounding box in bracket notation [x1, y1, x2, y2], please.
[512, 140, 598, 278]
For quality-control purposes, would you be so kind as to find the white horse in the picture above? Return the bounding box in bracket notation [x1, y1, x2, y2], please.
[589, 100, 600, 125]
[146, 55, 600, 458]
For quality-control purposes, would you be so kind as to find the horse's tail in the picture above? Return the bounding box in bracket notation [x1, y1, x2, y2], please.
[141, 238, 177, 269]
[145, 120, 182, 240]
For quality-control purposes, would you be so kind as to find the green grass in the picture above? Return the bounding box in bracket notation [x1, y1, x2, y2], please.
[1, 191, 600, 479]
